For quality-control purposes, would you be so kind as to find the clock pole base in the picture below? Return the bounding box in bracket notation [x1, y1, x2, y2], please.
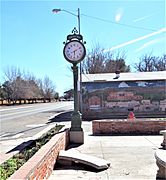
[69, 130, 84, 144]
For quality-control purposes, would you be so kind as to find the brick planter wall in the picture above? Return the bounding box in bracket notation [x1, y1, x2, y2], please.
[9, 129, 69, 180]
[92, 120, 166, 135]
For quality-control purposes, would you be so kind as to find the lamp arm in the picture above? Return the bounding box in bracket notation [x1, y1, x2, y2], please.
[62, 9, 78, 17]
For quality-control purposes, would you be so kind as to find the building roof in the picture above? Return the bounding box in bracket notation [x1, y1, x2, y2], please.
[82, 71, 166, 82]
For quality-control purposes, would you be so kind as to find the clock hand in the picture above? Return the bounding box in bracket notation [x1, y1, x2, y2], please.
[71, 48, 79, 54]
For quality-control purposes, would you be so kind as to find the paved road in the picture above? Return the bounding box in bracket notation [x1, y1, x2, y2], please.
[0, 101, 73, 141]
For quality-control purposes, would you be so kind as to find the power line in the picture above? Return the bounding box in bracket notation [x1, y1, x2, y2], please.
[81, 14, 157, 32]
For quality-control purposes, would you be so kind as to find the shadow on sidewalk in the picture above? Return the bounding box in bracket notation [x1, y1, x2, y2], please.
[54, 161, 106, 173]
[7, 140, 34, 154]
[47, 111, 73, 124]
[47, 111, 92, 124]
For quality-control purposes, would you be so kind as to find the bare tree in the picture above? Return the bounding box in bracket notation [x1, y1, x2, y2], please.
[25, 75, 42, 101]
[1, 66, 57, 104]
[82, 46, 105, 74]
[3, 67, 35, 103]
[42, 76, 55, 102]
[3, 66, 22, 81]
[135, 54, 166, 72]
[105, 51, 130, 73]
[11, 76, 27, 104]
[82, 45, 130, 74]
[153, 54, 166, 71]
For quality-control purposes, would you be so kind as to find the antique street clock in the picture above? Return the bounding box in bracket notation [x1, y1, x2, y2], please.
[63, 40, 86, 64]
[63, 27, 86, 144]
[63, 27, 86, 64]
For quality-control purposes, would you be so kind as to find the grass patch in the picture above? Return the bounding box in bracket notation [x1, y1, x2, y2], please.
[0, 124, 64, 180]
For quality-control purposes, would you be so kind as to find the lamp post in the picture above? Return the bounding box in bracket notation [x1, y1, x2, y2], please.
[52, 8, 83, 112]
[53, 8, 85, 144]
[52, 8, 80, 34]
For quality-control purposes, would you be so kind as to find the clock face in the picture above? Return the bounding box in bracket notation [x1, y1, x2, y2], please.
[63, 40, 86, 63]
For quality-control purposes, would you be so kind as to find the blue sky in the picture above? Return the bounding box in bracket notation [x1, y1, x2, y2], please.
[1, 0, 165, 95]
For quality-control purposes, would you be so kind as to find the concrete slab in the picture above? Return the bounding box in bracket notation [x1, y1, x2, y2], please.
[58, 149, 110, 170]
[49, 121, 163, 180]
[155, 149, 166, 166]
[155, 149, 166, 179]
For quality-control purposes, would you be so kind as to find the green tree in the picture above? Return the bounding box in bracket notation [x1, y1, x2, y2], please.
[64, 89, 74, 100]
[1, 81, 13, 103]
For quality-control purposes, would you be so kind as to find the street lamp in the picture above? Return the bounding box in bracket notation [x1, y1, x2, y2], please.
[52, 8, 83, 113]
[52, 8, 85, 144]
[52, 8, 80, 34]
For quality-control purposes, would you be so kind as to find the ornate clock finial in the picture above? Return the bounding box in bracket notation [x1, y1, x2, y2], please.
[72, 27, 78, 34]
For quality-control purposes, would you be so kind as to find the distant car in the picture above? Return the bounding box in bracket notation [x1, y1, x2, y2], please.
[60, 98, 66, 101]
[68, 97, 74, 101]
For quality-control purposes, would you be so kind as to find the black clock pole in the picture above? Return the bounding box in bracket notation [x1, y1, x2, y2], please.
[63, 28, 85, 144]
[70, 64, 83, 132]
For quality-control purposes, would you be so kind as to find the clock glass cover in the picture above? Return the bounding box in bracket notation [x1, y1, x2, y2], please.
[63, 40, 86, 63]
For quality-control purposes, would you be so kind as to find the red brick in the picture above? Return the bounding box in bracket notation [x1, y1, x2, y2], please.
[9, 130, 69, 180]
[92, 120, 166, 135]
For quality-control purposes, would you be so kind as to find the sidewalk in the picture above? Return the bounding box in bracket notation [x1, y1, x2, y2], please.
[49, 121, 163, 180]
[0, 123, 58, 164]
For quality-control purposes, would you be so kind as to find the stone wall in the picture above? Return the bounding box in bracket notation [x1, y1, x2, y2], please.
[92, 120, 166, 135]
[9, 129, 69, 180]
